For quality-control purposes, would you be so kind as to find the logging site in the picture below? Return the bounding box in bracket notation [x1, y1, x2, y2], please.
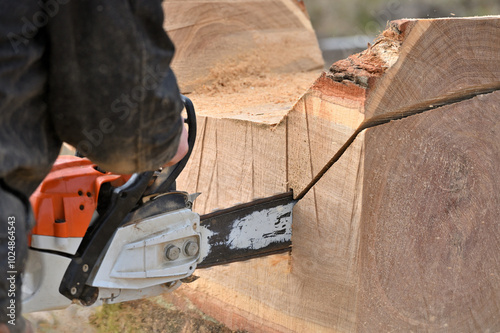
[5, 0, 499, 332]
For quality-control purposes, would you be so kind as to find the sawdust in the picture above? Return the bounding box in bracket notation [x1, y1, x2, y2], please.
[177, 46, 323, 123]
[194, 50, 272, 95]
[188, 66, 322, 124]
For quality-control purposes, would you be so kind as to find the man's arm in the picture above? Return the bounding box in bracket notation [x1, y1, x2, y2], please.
[46, 0, 185, 174]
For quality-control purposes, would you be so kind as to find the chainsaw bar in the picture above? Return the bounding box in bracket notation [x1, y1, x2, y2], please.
[198, 192, 295, 268]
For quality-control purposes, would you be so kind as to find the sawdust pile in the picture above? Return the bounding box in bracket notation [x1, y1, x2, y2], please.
[194, 49, 319, 96]
[188, 51, 322, 122]
[196, 50, 271, 95]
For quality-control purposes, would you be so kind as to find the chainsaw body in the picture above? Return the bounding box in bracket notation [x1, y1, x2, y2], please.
[24, 156, 203, 312]
[21, 97, 295, 313]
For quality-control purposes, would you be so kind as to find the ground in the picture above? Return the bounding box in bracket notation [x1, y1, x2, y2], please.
[26, 294, 246, 333]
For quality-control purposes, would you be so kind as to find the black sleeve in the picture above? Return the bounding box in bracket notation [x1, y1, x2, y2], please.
[46, 0, 184, 174]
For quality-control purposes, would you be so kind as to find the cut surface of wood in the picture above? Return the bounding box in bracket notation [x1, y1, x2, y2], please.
[175, 16, 500, 332]
[162, 0, 324, 92]
[357, 91, 500, 332]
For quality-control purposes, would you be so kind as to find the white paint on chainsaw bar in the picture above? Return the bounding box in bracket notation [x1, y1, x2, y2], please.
[227, 202, 293, 250]
[198, 225, 215, 262]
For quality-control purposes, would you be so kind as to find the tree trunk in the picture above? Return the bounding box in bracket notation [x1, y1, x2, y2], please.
[175, 17, 500, 332]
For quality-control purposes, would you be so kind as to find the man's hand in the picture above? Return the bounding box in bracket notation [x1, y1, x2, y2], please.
[163, 124, 189, 167]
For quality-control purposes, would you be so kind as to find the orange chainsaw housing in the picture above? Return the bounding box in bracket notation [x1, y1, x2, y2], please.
[29, 155, 130, 242]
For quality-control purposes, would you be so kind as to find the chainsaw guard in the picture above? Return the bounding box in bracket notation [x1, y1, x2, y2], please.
[88, 207, 201, 290]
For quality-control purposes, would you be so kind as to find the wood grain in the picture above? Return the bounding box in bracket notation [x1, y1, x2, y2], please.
[365, 18, 500, 122]
[358, 91, 500, 332]
[173, 16, 500, 332]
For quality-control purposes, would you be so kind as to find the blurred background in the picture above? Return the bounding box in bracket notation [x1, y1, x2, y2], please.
[304, 0, 500, 65]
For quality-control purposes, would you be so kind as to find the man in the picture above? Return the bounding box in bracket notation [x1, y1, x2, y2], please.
[0, 1, 187, 332]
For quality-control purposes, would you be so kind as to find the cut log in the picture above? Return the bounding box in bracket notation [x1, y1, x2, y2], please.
[357, 92, 500, 331]
[162, 0, 324, 93]
[174, 17, 500, 332]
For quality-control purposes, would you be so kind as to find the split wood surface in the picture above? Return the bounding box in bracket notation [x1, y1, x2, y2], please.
[174, 16, 500, 332]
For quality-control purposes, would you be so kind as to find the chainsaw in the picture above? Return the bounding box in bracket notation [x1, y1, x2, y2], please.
[22, 96, 295, 313]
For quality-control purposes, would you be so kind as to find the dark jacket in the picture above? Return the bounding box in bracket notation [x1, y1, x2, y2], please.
[1, 0, 183, 196]
[0, 1, 183, 329]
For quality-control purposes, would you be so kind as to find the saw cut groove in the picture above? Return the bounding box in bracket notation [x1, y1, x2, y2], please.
[303, 96, 321, 229]
[194, 118, 208, 196]
[295, 84, 500, 201]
